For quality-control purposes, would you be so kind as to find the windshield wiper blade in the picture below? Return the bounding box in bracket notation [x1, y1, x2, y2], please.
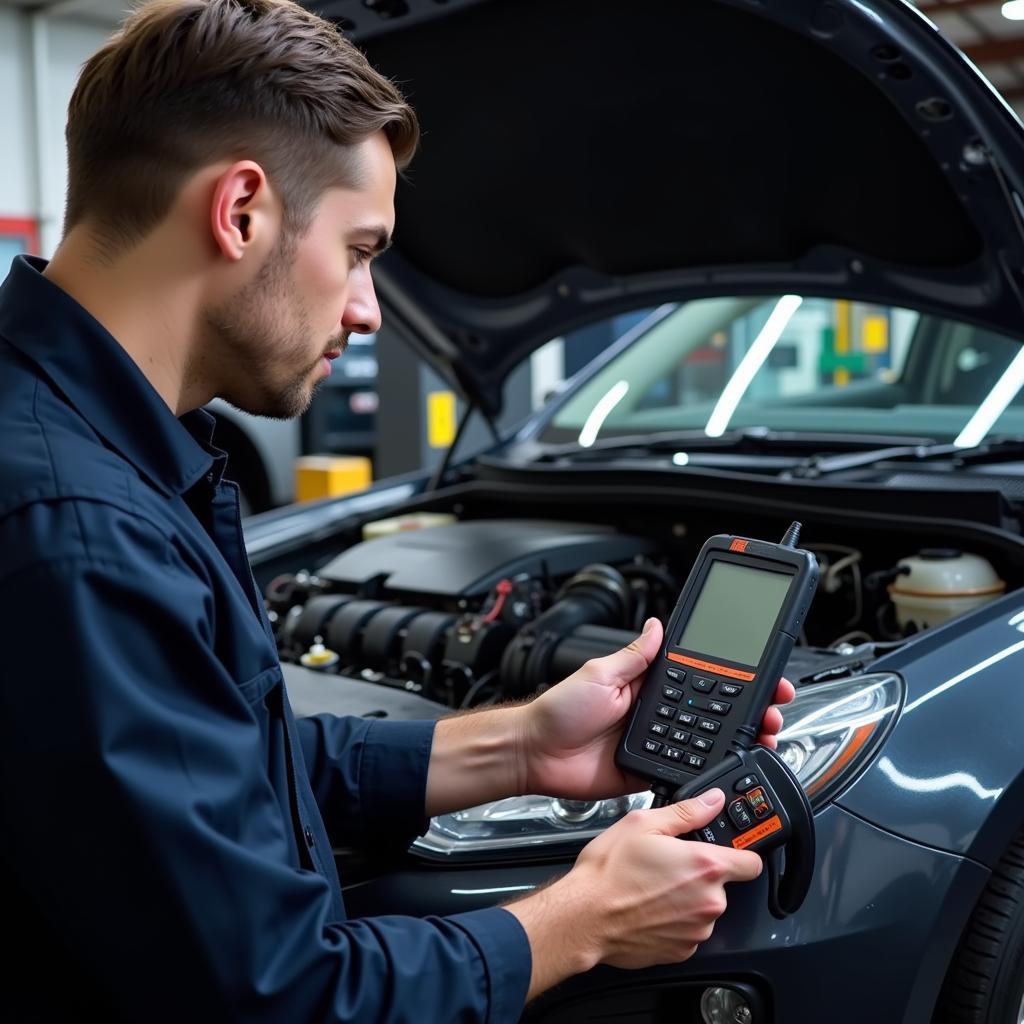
[543, 427, 936, 463]
[790, 443, 951, 478]
[954, 435, 1024, 465]
[537, 428, 767, 461]
[790, 436, 1024, 479]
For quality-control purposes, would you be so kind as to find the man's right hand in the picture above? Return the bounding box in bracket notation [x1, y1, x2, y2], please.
[505, 789, 762, 999]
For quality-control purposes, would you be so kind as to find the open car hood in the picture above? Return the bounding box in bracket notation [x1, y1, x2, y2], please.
[312, 0, 1024, 415]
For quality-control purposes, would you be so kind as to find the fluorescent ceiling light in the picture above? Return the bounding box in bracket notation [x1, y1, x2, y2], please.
[578, 379, 629, 447]
[954, 343, 1024, 448]
[1003, 1, 1024, 21]
[704, 295, 803, 438]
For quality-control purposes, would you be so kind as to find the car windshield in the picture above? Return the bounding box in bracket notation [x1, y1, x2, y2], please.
[540, 295, 1024, 448]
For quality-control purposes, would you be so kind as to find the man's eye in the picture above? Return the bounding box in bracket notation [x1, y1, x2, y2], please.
[351, 248, 372, 266]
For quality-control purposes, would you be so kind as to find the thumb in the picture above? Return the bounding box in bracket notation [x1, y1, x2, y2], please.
[596, 616, 664, 683]
[644, 788, 726, 836]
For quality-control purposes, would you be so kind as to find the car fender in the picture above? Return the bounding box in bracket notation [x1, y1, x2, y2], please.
[835, 587, 1024, 869]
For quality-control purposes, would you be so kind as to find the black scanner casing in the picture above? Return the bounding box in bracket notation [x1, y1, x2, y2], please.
[616, 532, 818, 787]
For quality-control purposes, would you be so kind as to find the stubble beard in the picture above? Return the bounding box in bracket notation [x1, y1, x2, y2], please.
[204, 238, 328, 420]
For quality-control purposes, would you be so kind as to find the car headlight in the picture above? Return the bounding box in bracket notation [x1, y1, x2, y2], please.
[775, 672, 904, 808]
[412, 671, 904, 860]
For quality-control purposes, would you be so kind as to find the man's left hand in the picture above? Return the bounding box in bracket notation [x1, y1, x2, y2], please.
[516, 617, 796, 800]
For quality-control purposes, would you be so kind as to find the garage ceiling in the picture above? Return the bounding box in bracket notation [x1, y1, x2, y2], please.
[917, 0, 1024, 112]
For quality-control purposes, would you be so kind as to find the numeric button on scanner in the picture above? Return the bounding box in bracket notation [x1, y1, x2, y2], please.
[656, 704, 676, 719]
[692, 736, 714, 753]
[691, 676, 715, 693]
[728, 798, 754, 831]
[662, 746, 683, 762]
[707, 699, 732, 716]
[665, 667, 686, 684]
[649, 721, 669, 737]
[643, 739, 663, 755]
[662, 685, 683, 702]
[670, 728, 691, 745]
[697, 718, 721, 734]
[677, 711, 697, 727]
[685, 752, 706, 770]
[734, 774, 759, 793]
[746, 786, 773, 819]
[718, 682, 743, 697]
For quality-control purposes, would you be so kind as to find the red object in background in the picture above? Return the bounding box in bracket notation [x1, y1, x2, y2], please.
[684, 345, 725, 365]
[0, 217, 40, 254]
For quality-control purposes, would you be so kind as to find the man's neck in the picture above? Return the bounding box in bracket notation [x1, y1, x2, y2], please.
[44, 228, 210, 416]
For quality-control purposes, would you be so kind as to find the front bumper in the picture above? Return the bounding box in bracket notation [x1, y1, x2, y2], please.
[343, 805, 989, 1023]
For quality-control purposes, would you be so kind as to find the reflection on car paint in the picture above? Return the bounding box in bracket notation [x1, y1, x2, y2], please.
[876, 757, 1002, 802]
[903, 633, 1024, 715]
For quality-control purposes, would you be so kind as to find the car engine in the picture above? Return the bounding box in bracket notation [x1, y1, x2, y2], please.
[267, 516, 1011, 710]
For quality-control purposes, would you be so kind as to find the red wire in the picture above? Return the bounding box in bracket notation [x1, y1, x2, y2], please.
[481, 578, 513, 624]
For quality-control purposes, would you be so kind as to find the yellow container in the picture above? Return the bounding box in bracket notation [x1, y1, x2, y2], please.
[294, 455, 372, 503]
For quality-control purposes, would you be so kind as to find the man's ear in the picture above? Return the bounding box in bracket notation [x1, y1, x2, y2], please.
[209, 161, 278, 261]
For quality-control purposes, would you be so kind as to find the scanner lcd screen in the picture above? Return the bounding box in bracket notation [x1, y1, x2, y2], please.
[677, 560, 792, 667]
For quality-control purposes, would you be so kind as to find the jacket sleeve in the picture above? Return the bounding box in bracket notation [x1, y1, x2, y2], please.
[0, 511, 531, 1023]
[295, 711, 437, 851]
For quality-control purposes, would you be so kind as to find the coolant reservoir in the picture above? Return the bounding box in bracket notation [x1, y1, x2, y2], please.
[889, 549, 1005, 630]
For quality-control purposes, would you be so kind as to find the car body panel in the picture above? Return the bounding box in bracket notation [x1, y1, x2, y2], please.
[837, 588, 1024, 868]
[331, 801, 988, 1024]
[244, 473, 426, 585]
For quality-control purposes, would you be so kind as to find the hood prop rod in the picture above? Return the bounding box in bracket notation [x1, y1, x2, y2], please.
[428, 401, 497, 492]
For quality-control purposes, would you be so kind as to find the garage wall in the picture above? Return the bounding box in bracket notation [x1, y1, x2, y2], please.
[0, 8, 114, 259]
[0, 9, 36, 224]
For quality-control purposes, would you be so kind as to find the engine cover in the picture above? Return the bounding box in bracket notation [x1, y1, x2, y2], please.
[317, 519, 655, 598]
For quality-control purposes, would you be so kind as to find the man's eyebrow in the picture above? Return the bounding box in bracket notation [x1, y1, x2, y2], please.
[352, 225, 393, 255]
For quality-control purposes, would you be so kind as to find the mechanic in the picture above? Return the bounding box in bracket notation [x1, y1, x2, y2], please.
[0, 0, 794, 1020]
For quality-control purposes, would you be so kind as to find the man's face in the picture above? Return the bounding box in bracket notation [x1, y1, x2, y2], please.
[205, 131, 396, 419]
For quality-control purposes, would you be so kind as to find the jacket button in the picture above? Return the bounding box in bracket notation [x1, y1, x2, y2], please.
[304, 826, 315, 848]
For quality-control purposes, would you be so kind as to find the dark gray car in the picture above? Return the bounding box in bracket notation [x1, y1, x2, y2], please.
[245, 1, 1024, 1020]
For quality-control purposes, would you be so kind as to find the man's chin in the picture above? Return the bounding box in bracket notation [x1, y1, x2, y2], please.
[218, 380, 319, 421]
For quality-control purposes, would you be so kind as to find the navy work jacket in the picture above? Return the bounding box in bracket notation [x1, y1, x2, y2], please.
[0, 256, 530, 1022]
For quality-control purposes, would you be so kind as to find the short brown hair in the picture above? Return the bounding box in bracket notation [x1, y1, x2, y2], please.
[65, 0, 418, 254]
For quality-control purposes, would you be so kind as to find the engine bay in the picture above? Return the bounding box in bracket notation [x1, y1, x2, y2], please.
[266, 507, 1019, 711]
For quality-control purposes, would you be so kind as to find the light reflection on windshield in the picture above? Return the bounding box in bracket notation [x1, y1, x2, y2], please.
[954, 343, 1024, 447]
[705, 295, 803, 437]
[578, 379, 629, 448]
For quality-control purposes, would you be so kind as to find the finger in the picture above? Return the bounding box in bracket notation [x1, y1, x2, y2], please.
[721, 849, 763, 882]
[774, 677, 796, 705]
[642, 788, 725, 836]
[759, 706, 783, 737]
[755, 733, 778, 749]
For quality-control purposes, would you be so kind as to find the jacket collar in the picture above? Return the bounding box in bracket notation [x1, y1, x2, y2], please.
[0, 255, 220, 496]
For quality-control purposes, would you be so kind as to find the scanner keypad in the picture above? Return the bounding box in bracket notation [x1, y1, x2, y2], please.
[642, 666, 750, 772]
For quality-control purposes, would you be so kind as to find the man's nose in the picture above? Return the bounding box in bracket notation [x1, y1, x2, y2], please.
[342, 273, 382, 335]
